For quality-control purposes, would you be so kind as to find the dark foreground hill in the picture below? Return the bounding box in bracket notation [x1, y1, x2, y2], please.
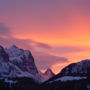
[0, 76, 90, 90]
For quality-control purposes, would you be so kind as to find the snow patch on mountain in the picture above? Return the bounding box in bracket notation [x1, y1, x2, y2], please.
[48, 76, 87, 83]
[55, 76, 87, 82]
[4, 78, 17, 84]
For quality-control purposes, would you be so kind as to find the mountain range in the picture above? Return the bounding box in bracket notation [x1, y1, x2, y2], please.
[0, 45, 90, 90]
[0, 45, 54, 82]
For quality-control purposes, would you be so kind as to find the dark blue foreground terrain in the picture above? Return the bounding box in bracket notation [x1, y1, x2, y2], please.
[0, 77, 90, 90]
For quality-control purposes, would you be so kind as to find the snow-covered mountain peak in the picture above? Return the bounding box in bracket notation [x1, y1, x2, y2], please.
[44, 68, 54, 76]
[40, 68, 55, 81]
[0, 45, 44, 82]
[5, 45, 38, 75]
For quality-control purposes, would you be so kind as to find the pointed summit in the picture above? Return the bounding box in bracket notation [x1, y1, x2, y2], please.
[40, 68, 55, 81]
[44, 68, 55, 76]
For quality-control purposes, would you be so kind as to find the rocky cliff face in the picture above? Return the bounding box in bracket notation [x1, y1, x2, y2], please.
[5, 45, 38, 75]
[0, 45, 42, 82]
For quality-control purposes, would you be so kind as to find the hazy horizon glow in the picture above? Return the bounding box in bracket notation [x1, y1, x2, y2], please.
[0, 0, 90, 74]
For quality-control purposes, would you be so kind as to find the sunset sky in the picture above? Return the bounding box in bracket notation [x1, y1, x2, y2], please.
[0, 0, 90, 74]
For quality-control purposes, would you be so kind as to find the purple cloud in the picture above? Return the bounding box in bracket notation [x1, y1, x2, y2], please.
[53, 46, 90, 54]
[32, 51, 68, 70]
[0, 22, 52, 50]
[0, 37, 52, 50]
[0, 23, 11, 37]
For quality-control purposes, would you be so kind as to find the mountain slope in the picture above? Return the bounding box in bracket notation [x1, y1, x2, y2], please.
[59, 59, 90, 76]
[50, 59, 90, 83]
[42, 60, 90, 90]
[0, 45, 43, 82]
